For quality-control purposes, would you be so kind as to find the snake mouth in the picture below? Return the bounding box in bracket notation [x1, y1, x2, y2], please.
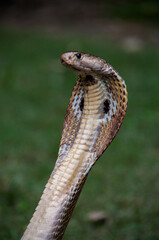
[61, 54, 75, 71]
[61, 55, 68, 66]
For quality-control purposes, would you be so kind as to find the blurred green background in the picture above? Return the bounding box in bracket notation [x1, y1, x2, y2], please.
[0, 1, 159, 240]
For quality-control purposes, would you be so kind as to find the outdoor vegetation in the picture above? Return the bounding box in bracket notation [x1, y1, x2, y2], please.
[0, 27, 159, 240]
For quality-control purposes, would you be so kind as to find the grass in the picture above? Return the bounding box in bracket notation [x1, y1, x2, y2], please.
[0, 27, 159, 240]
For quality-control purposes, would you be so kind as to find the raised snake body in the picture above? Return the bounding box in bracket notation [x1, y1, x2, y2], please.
[21, 52, 127, 240]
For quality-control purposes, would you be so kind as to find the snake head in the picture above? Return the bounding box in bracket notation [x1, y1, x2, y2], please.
[61, 51, 112, 76]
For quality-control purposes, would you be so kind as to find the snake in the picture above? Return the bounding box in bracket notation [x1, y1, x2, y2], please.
[21, 52, 127, 240]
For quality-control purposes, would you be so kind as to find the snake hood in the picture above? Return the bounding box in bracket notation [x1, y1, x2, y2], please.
[22, 52, 127, 240]
[61, 51, 114, 76]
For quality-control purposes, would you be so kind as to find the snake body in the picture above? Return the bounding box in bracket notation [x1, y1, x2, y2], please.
[21, 52, 127, 240]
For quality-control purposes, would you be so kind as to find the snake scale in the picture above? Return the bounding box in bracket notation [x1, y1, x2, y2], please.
[21, 52, 127, 240]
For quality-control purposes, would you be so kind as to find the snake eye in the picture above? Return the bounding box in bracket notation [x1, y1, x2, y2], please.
[76, 53, 81, 59]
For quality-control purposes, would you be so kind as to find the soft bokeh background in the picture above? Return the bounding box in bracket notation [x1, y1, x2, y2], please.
[0, 1, 159, 239]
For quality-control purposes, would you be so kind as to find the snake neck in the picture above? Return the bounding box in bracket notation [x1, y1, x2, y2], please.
[21, 81, 107, 240]
[21, 71, 127, 240]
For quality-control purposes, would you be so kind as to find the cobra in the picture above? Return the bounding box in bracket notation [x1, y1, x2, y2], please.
[21, 52, 128, 240]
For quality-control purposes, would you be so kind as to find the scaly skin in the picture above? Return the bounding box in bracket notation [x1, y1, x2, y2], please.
[21, 52, 128, 240]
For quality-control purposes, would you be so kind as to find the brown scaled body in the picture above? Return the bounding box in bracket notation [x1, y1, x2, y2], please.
[21, 52, 127, 240]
